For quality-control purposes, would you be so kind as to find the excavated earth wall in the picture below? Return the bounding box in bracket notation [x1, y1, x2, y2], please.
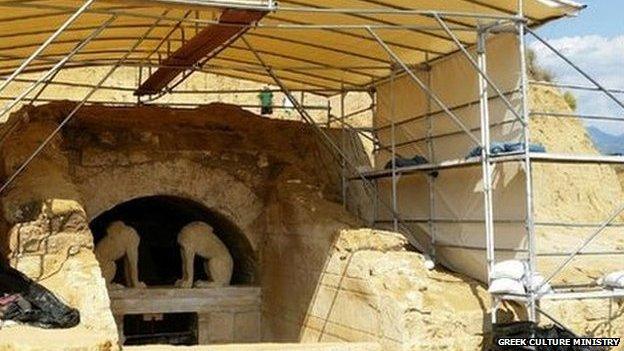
[530, 85, 624, 286]
[0, 101, 621, 351]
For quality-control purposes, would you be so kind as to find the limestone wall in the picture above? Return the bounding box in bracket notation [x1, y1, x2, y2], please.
[0, 102, 371, 348]
[1, 101, 621, 351]
[261, 181, 360, 342]
[0, 113, 118, 349]
[108, 287, 262, 345]
[124, 343, 381, 351]
[312, 229, 491, 350]
[262, 190, 624, 351]
[262, 176, 492, 350]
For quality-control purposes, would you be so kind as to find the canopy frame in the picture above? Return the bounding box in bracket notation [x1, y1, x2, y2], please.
[4, 0, 624, 339]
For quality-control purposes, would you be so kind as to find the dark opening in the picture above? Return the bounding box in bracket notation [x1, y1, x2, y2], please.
[89, 195, 257, 287]
[123, 313, 197, 346]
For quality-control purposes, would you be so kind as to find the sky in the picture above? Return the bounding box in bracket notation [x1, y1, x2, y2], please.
[530, 0, 624, 134]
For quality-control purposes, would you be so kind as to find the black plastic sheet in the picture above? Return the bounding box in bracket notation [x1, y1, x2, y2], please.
[0, 262, 79, 329]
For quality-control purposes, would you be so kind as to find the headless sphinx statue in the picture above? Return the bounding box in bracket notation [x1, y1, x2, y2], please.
[175, 221, 233, 288]
[95, 221, 146, 289]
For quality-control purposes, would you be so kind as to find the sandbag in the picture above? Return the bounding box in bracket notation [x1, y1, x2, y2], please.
[0, 262, 79, 329]
[491, 260, 527, 280]
[489, 278, 526, 295]
[525, 272, 553, 296]
[491, 322, 607, 351]
[599, 271, 624, 289]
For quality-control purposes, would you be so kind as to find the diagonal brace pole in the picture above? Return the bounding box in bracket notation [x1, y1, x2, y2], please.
[0, 15, 117, 121]
[536, 306, 576, 335]
[0, 0, 96, 96]
[0, 11, 169, 196]
[537, 201, 624, 291]
[367, 27, 481, 146]
[433, 14, 526, 127]
[526, 27, 624, 111]
[241, 36, 432, 255]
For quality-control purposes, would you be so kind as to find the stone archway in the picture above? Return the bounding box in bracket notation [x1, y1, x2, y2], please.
[74, 159, 265, 253]
[90, 195, 258, 285]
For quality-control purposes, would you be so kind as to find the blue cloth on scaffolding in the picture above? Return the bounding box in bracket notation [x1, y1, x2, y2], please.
[504, 142, 546, 153]
[384, 155, 429, 169]
[466, 142, 546, 158]
[467, 142, 504, 158]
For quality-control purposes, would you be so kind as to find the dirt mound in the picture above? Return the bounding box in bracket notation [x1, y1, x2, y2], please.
[530, 85, 598, 154]
[530, 84, 624, 223]
[1, 67, 342, 125]
[529, 85, 624, 284]
[0, 89, 622, 349]
[2, 101, 368, 201]
[616, 166, 624, 188]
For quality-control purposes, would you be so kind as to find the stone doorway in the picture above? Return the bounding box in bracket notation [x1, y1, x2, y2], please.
[89, 195, 260, 345]
[89, 195, 257, 287]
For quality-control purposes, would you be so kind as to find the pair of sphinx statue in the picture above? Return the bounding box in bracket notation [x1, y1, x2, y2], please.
[94, 221, 233, 289]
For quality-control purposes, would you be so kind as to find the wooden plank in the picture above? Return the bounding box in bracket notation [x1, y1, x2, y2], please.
[135, 8, 266, 96]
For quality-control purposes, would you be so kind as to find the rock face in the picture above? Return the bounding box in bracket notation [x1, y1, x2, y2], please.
[0, 101, 621, 351]
[264, 211, 624, 350]
[261, 177, 492, 350]
[0, 325, 118, 351]
[0, 111, 118, 349]
[527, 86, 624, 346]
[123, 343, 381, 351]
[0, 102, 370, 350]
[6, 200, 115, 334]
[302, 229, 492, 351]
[530, 85, 624, 286]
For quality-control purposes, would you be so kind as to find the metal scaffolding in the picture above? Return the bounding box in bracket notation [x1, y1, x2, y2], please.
[0, 0, 622, 336]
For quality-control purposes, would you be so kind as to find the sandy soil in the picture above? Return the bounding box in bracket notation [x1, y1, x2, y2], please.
[0, 324, 115, 351]
[0, 66, 375, 162]
[530, 84, 624, 224]
[527, 84, 624, 285]
[616, 166, 624, 188]
[1, 67, 622, 349]
[124, 343, 379, 351]
[1, 67, 372, 128]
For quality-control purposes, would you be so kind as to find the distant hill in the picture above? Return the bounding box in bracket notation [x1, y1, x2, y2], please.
[587, 126, 624, 155]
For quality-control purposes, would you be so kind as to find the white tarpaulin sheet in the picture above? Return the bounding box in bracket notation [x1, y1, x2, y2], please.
[374, 34, 527, 282]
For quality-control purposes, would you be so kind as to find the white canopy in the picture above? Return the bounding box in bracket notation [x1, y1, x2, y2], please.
[0, 0, 584, 92]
